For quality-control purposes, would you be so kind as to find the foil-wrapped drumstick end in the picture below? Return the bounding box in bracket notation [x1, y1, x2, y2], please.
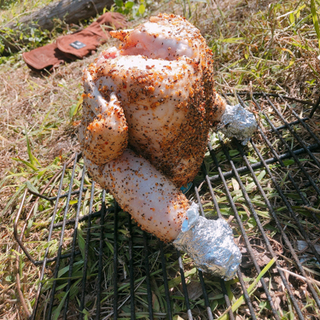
[173, 203, 241, 280]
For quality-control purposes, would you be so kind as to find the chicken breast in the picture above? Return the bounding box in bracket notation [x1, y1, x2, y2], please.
[81, 13, 226, 187]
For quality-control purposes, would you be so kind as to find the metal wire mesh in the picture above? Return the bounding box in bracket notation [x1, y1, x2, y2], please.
[15, 92, 320, 319]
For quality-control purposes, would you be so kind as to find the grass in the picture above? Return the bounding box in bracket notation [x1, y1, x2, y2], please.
[0, 0, 320, 319]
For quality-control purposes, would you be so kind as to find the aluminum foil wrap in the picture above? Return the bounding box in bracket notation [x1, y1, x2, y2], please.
[218, 104, 257, 145]
[173, 203, 241, 280]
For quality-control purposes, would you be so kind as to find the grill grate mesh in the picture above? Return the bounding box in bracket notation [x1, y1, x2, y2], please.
[15, 93, 320, 319]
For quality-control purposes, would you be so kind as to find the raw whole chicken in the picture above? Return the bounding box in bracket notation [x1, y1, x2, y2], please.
[80, 13, 226, 242]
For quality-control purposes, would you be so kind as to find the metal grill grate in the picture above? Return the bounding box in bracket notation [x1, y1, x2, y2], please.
[15, 93, 320, 319]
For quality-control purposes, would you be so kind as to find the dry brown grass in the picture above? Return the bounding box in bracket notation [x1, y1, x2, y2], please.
[0, 43, 115, 319]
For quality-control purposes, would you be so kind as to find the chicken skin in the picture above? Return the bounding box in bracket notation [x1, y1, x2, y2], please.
[80, 13, 226, 187]
[85, 151, 190, 242]
[80, 13, 227, 241]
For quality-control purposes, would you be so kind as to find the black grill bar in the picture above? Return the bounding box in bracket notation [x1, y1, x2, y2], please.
[28, 188, 87, 202]
[128, 215, 136, 320]
[257, 126, 320, 224]
[159, 241, 173, 320]
[256, 125, 309, 208]
[249, 95, 320, 197]
[198, 162, 264, 319]
[79, 181, 95, 319]
[194, 184, 233, 320]
[239, 139, 320, 309]
[236, 268, 257, 318]
[269, 117, 309, 132]
[232, 92, 316, 108]
[277, 95, 320, 146]
[16, 164, 66, 270]
[309, 94, 320, 117]
[248, 96, 320, 263]
[199, 271, 214, 320]
[52, 210, 102, 229]
[41, 251, 81, 263]
[15, 92, 320, 319]
[143, 231, 154, 320]
[47, 153, 80, 319]
[221, 136, 306, 319]
[178, 254, 193, 320]
[113, 203, 119, 319]
[209, 142, 281, 319]
[263, 94, 320, 169]
[238, 94, 320, 222]
[199, 164, 257, 320]
[205, 149, 259, 319]
[96, 190, 106, 319]
[63, 163, 86, 319]
[209, 143, 320, 183]
[252, 137, 320, 307]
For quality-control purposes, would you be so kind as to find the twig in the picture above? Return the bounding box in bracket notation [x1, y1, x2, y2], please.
[15, 251, 31, 318]
[0, 283, 15, 296]
[277, 266, 320, 287]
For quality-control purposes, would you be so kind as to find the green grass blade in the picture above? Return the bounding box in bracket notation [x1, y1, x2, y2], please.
[69, 96, 83, 119]
[52, 289, 70, 320]
[12, 157, 38, 171]
[26, 134, 39, 167]
[311, 0, 320, 49]
[218, 257, 276, 320]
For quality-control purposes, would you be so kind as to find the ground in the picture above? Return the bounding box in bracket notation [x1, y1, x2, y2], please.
[0, 0, 320, 319]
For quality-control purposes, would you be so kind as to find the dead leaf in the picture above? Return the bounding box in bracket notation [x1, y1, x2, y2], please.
[272, 296, 282, 311]
[187, 281, 203, 300]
